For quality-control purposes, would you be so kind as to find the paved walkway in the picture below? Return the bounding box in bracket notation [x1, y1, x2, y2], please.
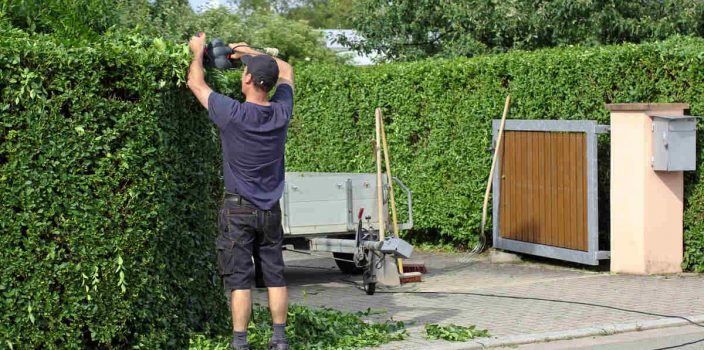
[499, 324, 704, 350]
[251, 250, 704, 349]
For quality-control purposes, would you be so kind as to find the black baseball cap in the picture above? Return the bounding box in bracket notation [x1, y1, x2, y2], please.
[241, 55, 279, 91]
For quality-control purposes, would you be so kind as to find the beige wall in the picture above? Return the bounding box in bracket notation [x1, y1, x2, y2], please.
[607, 103, 687, 274]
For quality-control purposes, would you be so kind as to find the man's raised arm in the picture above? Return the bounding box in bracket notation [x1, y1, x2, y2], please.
[188, 33, 214, 109]
[229, 43, 294, 88]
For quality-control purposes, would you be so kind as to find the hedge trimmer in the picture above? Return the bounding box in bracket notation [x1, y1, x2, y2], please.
[195, 33, 279, 70]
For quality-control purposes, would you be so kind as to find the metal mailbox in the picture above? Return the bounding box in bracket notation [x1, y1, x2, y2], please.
[651, 116, 697, 171]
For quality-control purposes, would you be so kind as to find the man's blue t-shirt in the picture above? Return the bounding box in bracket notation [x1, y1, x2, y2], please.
[207, 84, 293, 210]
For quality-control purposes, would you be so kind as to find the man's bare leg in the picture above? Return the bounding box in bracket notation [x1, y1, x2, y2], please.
[268, 286, 288, 348]
[231, 289, 252, 331]
[268, 286, 288, 324]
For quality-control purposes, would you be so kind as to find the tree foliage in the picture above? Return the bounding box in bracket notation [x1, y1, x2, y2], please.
[230, 0, 291, 15]
[286, 0, 354, 29]
[0, 0, 338, 63]
[228, 0, 354, 28]
[345, 0, 704, 61]
[185, 8, 339, 64]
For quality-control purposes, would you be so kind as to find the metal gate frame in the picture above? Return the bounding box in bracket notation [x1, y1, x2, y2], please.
[492, 120, 610, 265]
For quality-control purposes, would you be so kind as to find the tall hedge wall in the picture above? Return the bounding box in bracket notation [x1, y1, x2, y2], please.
[3, 31, 704, 349]
[0, 31, 225, 348]
[284, 37, 704, 270]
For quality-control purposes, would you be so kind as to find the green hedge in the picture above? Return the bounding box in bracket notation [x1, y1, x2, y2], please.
[284, 37, 704, 270]
[3, 30, 704, 349]
[0, 30, 226, 348]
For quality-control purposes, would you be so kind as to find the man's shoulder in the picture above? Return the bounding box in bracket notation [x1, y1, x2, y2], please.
[208, 92, 244, 129]
[210, 92, 243, 109]
[270, 84, 294, 114]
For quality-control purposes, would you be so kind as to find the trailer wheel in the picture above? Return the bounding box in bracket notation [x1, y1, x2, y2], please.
[364, 282, 376, 295]
[333, 253, 363, 275]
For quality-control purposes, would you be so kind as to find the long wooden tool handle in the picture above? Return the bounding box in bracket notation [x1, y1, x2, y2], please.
[379, 110, 405, 275]
[379, 113, 399, 238]
[375, 108, 386, 241]
[481, 95, 511, 233]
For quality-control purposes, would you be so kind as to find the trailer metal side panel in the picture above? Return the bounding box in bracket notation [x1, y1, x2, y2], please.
[281, 172, 387, 236]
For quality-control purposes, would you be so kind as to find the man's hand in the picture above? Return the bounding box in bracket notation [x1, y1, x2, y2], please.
[229, 42, 255, 60]
[189, 33, 207, 57]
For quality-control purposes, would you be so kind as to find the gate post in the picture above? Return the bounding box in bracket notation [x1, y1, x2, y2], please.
[606, 103, 689, 274]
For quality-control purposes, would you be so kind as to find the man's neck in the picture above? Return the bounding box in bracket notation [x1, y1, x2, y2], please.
[245, 92, 270, 106]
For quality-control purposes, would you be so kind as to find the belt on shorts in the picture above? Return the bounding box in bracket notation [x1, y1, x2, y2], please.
[224, 191, 252, 206]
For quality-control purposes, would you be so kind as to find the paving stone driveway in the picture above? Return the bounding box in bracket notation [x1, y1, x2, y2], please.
[250, 250, 704, 349]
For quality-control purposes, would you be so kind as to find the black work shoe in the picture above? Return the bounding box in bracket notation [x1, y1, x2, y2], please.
[268, 340, 289, 350]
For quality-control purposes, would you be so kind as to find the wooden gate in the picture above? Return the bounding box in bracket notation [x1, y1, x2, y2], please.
[492, 120, 610, 265]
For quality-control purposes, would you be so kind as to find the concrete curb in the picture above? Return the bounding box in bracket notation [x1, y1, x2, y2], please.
[418, 314, 704, 350]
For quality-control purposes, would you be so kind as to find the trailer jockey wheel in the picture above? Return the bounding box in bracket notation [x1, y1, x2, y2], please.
[359, 221, 378, 294]
[362, 251, 377, 295]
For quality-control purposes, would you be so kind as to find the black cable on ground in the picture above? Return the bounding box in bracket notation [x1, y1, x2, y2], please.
[285, 264, 336, 271]
[653, 337, 704, 350]
[338, 285, 704, 350]
[373, 290, 704, 329]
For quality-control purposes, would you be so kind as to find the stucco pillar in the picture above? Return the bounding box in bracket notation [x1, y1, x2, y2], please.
[606, 103, 689, 274]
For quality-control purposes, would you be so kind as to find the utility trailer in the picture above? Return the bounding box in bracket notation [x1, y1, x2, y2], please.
[280, 172, 414, 294]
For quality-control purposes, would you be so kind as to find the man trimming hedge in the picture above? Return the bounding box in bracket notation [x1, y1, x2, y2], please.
[187, 32, 294, 350]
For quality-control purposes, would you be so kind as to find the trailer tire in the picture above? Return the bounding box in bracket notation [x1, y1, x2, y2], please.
[333, 253, 363, 275]
[364, 282, 376, 295]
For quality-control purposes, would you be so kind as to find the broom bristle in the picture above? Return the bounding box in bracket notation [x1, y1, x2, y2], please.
[399, 272, 422, 284]
[402, 262, 427, 274]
